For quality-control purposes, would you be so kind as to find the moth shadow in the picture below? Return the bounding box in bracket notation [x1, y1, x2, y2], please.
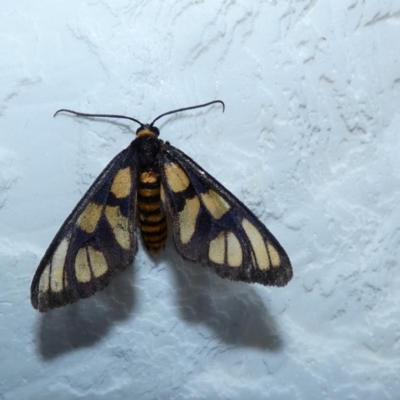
[164, 250, 284, 352]
[36, 265, 136, 360]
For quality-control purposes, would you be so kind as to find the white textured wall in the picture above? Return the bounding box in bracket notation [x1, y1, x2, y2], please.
[1, 1, 400, 399]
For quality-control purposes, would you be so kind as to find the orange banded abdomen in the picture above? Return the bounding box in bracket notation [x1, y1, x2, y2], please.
[138, 171, 167, 254]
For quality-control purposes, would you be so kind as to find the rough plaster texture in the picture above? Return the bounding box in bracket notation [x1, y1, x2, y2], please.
[1, 1, 400, 399]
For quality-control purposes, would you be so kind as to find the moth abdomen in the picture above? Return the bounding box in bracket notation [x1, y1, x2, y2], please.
[138, 170, 167, 254]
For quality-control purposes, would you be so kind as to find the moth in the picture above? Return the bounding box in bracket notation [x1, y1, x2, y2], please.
[31, 100, 292, 312]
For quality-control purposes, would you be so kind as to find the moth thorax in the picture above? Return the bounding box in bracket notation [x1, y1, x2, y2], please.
[138, 170, 167, 254]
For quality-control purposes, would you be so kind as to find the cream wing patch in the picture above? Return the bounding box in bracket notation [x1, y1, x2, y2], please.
[209, 231, 242, 268]
[88, 247, 108, 277]
[164, 162, 190, 192]
[201, 189, 230, 219]
[42, 238, 70, 293]
[226, 232, 242, 267]
[78, 202, 103, 233]
[105, 205, 131, 249]
[242, 219, 269, 270]
[38, 264, 51, 294]
[160, 183, 166, 204]
[267, 242, 281, 268]
[75, 246, 108, 283]
[179, 196, 200, 244]
[209, 232, 225, 264]
[110, 167, 131, 198]
[75, 248, 91, 283]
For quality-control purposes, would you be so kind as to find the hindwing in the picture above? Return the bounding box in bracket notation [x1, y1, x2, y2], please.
[31, 147, 138, 312]
[159, 143, 292, 286]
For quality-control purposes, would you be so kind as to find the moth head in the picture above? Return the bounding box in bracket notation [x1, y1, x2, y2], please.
[136, 124, 160, 138]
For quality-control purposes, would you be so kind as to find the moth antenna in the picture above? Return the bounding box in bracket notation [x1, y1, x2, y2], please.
[54, 109, 144, 127]
[150, 100, 225, 126]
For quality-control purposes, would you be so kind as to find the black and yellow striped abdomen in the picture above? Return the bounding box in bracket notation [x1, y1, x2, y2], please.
[138, 170, 167, 254]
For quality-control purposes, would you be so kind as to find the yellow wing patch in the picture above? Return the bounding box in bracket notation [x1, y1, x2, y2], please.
[201, 189, 230, 219]
[110, 167, 131, 199]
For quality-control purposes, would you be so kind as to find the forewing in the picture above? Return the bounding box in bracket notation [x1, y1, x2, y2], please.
[31, 146, 138, 311]
[159, 143, 292, 286]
